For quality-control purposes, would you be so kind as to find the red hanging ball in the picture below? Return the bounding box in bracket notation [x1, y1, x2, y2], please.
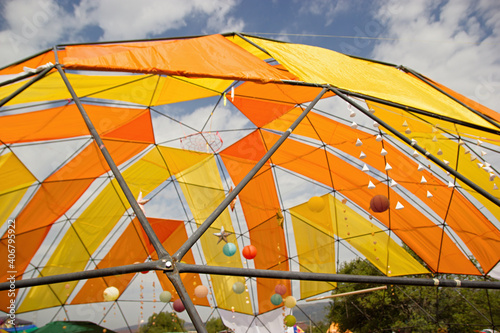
[275, 284, 287, 296]
[370, 194, 390, 213]
[242, 245, 257, 260]
[173, 299, 185, 312]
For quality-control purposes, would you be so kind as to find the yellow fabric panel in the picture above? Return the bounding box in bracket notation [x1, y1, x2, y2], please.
[290, 195, 428, 279]
[153, 76, 231, 106]
[248, 37, 496, 131]
[367, 102, 500, 273]
[18, 148, 171, 312]
[225, 35, 271, 60]
[0, 152, 36, 223]
[174, 154, 252, 314]
[288, 196, 336, 299]
[0, 72, 163, 106]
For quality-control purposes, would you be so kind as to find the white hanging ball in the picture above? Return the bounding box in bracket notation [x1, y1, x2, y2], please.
[103, 286, 120, 301]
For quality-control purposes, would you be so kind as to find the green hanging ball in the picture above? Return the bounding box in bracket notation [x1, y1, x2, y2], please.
[223, 243, 237, 256]
[270, 293, 282, 306]
[159, 290, 172, 303]
[232, 281, 245, 294]
[284, 315, 296, 327]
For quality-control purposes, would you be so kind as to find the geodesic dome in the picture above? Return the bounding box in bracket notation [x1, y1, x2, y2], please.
[0, 32, 499, 332]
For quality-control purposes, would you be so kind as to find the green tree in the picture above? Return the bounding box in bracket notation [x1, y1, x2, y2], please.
[325, 258, 499, 333]
[205, 317, 228, 333]
[139, 311, 186, 333]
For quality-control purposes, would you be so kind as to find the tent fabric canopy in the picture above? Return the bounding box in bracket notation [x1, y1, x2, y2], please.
[0, 33, 499, 331]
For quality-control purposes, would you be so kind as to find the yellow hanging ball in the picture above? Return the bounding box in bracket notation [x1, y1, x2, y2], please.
[103, 286, 119, 301]
[307, 196, 325, 212]
[284, 295, 296, 308]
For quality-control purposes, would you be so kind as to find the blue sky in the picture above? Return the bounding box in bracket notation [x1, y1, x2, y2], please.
[0, 0, 499, 109]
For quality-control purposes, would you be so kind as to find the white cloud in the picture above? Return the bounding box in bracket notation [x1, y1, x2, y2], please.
[371, 0, 500, 110]
[0, 0, 243, 68]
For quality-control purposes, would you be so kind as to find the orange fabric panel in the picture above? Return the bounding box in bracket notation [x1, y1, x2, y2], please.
[260, 130, 481, 275]
[71, 217, 208, 305]
[220, 131, 290, 313]
[232, 82, 333, 127]
[9, 141, 148, 292]
[0, 50, 64, 75]
[0, 104, 153, 144]
[266, 108, 499, 272]
[102, 110, 155, 143]
[0, 227, 50, 312]
[63, 35, 296, 83]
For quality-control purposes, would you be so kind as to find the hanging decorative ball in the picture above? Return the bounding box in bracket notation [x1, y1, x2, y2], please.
[284, 315, 296, 327]
[173, 299, 185, 312]
[370, 194, 390, 213]
[242, 245, 257, 260]
[159, 291, 172, 303]
[307, 196, 325, 212]
[223, 243, 237, 257]
[274, 284, 287, 296]
[284, 296, 297, 308]
[103, 286, 119, 301]
[232, 281, 245, 294]
[270, 293, 283, 306]
[194, 285, 208, 298]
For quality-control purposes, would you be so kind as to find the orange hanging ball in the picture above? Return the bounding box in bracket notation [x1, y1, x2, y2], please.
[370, 194, 389, 213]
[242, 245, 257, 260]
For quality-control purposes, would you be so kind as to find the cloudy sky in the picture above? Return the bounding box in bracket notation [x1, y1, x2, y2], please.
[1, 0, 499, 110]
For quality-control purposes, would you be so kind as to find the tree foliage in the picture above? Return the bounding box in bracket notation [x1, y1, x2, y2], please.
[325, 258, 499, 333]
[205, 317, 228, 333]
[139, 311, 186, 333]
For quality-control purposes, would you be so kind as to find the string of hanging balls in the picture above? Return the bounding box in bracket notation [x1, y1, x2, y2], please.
[100, 193, 390, 328]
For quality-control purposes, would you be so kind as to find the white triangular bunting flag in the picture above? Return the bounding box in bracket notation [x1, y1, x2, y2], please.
[426, 191, 433, 198]
[481, 150, 487, 156]
[448, 181, 455, 188]
[443, 160, 450, 165]
[350, 110, 356, 117]
[405, 128, 411, 134]
[373, 121, 379, 128]
[390, 179, 398, 187]
[417, 164, 424, 171]
[359, 151, 366, 159]
[368, 181, 376, 189]
[395, 202, 404, 210]
[432, 136, 437, 142]
[411, 139, 417, 146]
[402, 120, 408, 127]
[489, 173, 496, 181]
[494, 184, 498, 190]
[351, 122, 358, 129]
[412, 150, 419, 158]
[380, 148, 387, 156]
[477, 139, 483, 146]
[477, 162, 484, 168]
[470, 155, 477, 161]
[458, 139, 464, 145]
[356, 138, 363, 146]
[375, 134, 383, 142]
[437, 148, 443, 155]
[362, 164, 370, 172]
[420, 176, 427, 183]
[385, 163, 392, 171]
[463, 147, 470, 154]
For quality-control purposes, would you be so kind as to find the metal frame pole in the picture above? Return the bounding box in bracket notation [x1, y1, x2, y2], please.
[0, 65, 54, 106]
[55, 64, 170, 259]
[328, 86, 500, 208]
[173, 87, 329, 261]
[176, 263, 500, 289]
